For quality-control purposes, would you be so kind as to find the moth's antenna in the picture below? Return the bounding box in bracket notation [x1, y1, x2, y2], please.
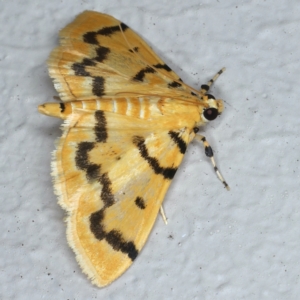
[200, 68, 226, 94]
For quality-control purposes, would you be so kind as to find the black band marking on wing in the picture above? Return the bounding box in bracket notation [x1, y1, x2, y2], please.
[132, 67, 156, 82]
[92, 76, 105, 97]
[153, 63, 172, 72]
[75, 133, 139, 261]
[94, 110, 108, 142]
[168, 81, 182, 88]
[168, 131, 187, 154]
[133, 136, 177, 179]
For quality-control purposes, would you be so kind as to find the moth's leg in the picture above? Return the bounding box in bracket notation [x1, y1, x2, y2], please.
[194, 134, 230, 190]
[160, 205, 168, 225]
[200, 68, 226, 94]
[53, 96, 61, 101]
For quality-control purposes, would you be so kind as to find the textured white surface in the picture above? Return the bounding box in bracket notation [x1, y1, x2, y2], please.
[1, 1, 300, 299]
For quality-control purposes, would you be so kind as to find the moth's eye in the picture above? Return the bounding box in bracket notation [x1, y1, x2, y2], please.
[203, 107, 219, 121]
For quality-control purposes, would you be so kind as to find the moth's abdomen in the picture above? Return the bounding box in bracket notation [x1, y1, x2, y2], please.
[38, 97, 165, 120]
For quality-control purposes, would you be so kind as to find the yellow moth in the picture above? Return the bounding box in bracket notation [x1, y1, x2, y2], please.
[38, 11, 229, 287]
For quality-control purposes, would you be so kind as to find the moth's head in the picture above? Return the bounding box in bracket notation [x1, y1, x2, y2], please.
[200, 93, 224, 123]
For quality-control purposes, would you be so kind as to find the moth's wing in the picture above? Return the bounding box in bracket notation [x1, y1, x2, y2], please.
[48, 10, 197, 102]
[52, 109, 191, 287]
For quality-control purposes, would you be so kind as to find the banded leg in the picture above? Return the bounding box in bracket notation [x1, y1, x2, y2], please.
[200, 68, 226, 94]
[195, 134, 230, 190]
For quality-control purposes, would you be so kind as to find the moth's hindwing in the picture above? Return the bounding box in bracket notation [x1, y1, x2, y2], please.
[53, 109, 191, 286]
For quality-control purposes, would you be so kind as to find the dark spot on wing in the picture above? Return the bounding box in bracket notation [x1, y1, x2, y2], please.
[135, 197, 146, 209]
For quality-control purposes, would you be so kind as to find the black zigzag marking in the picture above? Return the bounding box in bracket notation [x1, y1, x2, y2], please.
[72, 58, 96, 76]
[89, 171, 138, 261]
[132, 136, 177, 179]
[71, 49, 107, 97]
[72, 31, 111, 99]
[73, 30, 110, 81]
[83, 22, 128, 43]
[89, 209, 138, 260]
[168, 131, 187, 154]
[72, 47, 109, 74]
[74, 23, 132, 98]
[75, 139, 138, 261]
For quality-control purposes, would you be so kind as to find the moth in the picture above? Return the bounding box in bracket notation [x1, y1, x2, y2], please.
[38, 11, 229, 287]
